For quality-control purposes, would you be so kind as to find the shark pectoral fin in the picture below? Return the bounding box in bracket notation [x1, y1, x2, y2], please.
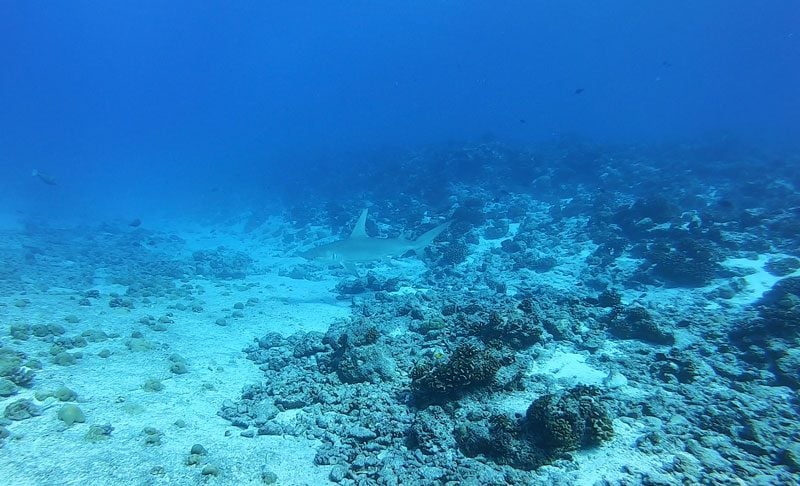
[343, 262, 360, 277]
[413, 220, 451, 252]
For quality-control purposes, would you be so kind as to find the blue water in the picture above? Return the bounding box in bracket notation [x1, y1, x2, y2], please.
[1, 1, 797, 221]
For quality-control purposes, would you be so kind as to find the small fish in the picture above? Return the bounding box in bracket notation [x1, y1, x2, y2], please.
[573, 88, 585, 95]
[717, 200, 734, 211]
[519, 118, 527, 124]
[129, 218, 142, 227]
[31, 169, 57, 185]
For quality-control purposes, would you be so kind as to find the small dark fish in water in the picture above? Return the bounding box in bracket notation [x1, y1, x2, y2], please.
[574, 88, 585, 95]
[129, 218, 142, 227]
[519, 118, 527, 124]
[31, 169, 57, 185]
[717, 199, 734, 211]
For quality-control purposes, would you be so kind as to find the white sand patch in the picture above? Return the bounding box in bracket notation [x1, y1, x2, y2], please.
[561, 418, 668, 485]
[0, 226, 351, 485]
[723, 253, 799, 306]
[527, 350, 607, 388]
[471, 222, 521, 257]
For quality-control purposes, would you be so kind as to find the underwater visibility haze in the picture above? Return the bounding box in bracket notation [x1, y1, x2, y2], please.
[1, 1, 799, 484]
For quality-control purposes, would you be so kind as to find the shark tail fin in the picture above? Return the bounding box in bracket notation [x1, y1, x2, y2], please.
[411, 221, 450, 256]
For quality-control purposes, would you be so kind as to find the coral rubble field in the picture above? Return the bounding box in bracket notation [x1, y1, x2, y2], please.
[2, 140, 800, 485]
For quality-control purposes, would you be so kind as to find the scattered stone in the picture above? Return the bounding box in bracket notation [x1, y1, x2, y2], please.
[57, 404, 86, 426]
[348, 426, 377, 442]
[9, 323, 31, 340]
[169, 362, 188, 375]
[329, 466, 346, 483]
[52, 352, 78, 366]
[126, 337, 152, 352]
[54, 386, 78, 402]
[261, 470, 278, 484]
[0, 379, 19, 397]
[82, 329, 109, 342]
[85, 424, 113, 442]
[142, 378, 164, 392]
[143, 427, 162, 446]
[3, 399, 42, 421]
[186, 453, 204, 466]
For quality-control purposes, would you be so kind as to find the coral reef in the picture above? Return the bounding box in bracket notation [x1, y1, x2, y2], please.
[410, 343, 501, 403]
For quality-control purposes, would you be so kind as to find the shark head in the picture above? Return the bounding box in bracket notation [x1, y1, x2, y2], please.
[298, 246, 346, 265]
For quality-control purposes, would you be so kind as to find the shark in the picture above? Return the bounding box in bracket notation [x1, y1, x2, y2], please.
[300, 209, 450, 274]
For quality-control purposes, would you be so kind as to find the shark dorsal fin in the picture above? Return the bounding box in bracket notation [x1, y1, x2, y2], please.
[349, 209, 369, 239]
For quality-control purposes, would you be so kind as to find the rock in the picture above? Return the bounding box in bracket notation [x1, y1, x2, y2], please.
[169, 362, 189, 374]
[3, 399, 42, 421]
[85, 424, 113, 442]
[54, 386, 78, 401]
[0, 378, 18, 397]
[329, 465, 347, 482]
[126, 338, 152, 352]
[603, 371, 628, 389]
[9, 323, 31, 340]
[257, 422, 283, 436]
[261, 470, 278, 484]
[348, 426, 377, 442]
[58, 404, 86, 426]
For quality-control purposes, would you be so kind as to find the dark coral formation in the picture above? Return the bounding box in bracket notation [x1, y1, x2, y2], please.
[456, 385, 614, 471]
[482, 311, 543, 349]
[596, 289, 622, 308]
[755, 276, 800, 332]
[410, 343, 500, 403]
[731, 277, 800, 388]
[452, 198, 487, 228]
[732, 276, 800, 350]
[652, 350, 700, 384]
[525, 385, 614, 451]
[0, 348, 35, 388]
[335, 272, 400, 296]
[606, 305, 675, 345]
[645, 238, 719, 287]
[764, 257, 800, 277]
[439, 241, 470, 266]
